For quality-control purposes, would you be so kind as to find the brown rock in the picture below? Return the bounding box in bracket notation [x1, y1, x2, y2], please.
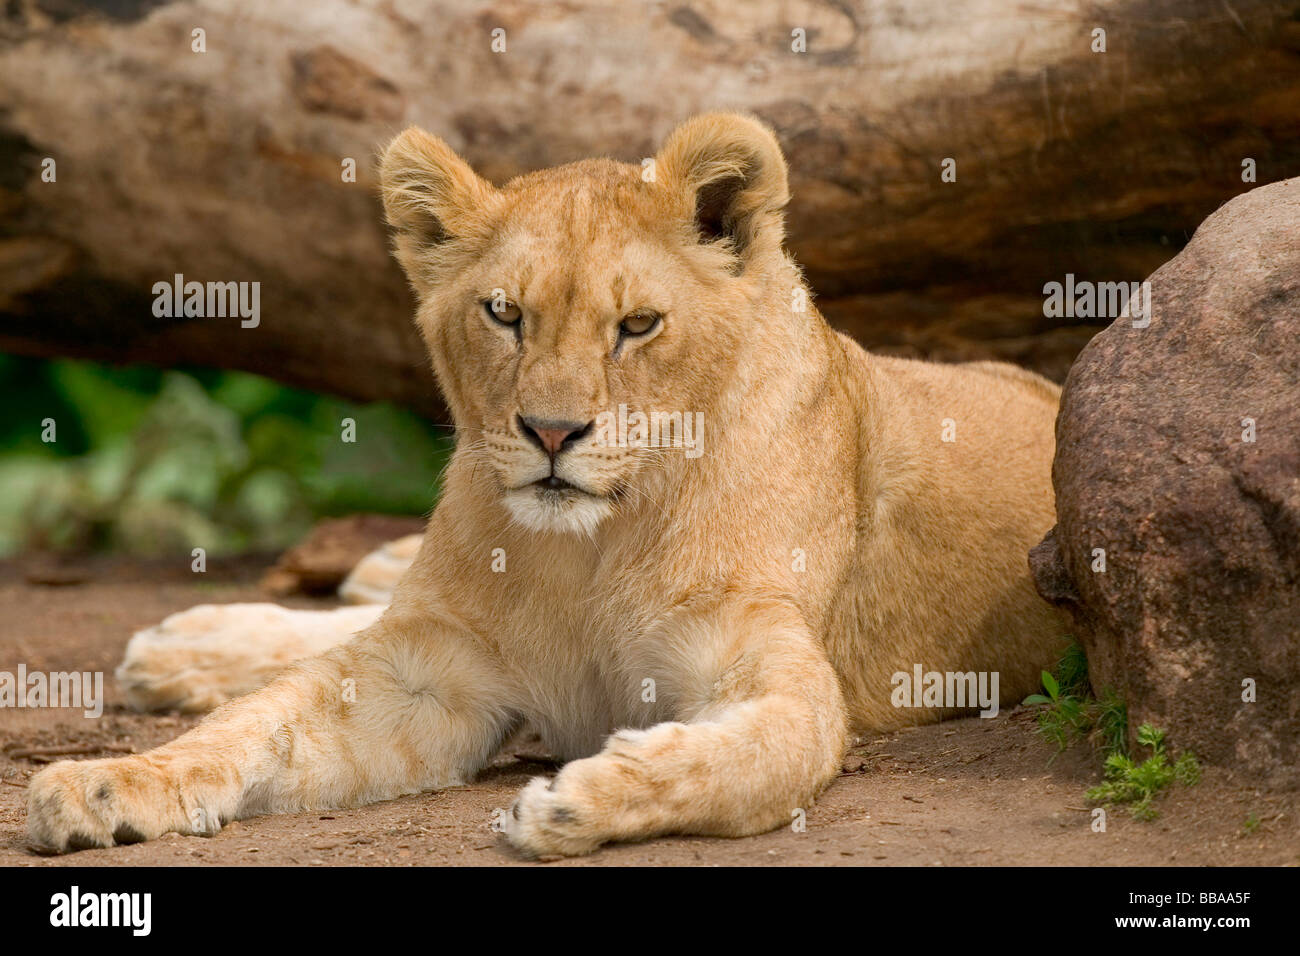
[261, 514, 425, 596]
[1031, 178, 1300, 784]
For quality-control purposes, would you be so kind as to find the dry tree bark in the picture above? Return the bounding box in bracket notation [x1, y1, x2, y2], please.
[2, 0, 1298, 418]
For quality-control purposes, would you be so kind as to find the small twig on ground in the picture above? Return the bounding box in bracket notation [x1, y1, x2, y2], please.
[6, 743, 135, 761]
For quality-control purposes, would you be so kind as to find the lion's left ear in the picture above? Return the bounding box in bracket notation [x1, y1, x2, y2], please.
[654, 112, 790, 260]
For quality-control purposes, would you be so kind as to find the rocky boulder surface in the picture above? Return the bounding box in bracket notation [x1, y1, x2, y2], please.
[1031, 177, 1300, 784]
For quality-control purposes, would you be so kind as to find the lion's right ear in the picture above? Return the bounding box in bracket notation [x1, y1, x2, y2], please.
[379, 127, 498, 267]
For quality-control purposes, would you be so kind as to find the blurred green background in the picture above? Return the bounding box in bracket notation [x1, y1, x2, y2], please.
[0, 355, 450, 557]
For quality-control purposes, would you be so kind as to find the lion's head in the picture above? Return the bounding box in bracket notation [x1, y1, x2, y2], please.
[379, 113, 794, 535]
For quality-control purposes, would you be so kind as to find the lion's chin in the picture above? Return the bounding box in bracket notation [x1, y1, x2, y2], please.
[503, 485, 614, 537]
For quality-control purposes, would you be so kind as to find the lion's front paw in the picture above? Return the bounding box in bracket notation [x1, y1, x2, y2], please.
[501, 772, 604, 859]
[26, 757, 202, 854]
[501, 727, 688, 858]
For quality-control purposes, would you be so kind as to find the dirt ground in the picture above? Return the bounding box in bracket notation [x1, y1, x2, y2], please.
[0, 554, 1295, 867]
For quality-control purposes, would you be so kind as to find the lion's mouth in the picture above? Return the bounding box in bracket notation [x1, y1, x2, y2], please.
[535, 475, 578, 491]
[526, 475, 604, 499]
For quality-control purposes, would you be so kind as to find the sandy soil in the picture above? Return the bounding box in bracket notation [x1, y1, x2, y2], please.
[0, 554, 1295, 867]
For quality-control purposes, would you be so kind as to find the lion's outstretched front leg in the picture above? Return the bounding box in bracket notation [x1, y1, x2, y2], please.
[502, 599, 847, 858]
[28, 613, 514, 853]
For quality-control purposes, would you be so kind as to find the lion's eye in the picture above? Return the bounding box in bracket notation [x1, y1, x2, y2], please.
[619, 309, 662, 338]
[483, 299, 522, 328]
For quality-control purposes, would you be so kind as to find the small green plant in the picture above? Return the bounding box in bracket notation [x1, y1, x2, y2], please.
[1023, 668, 1091, 753]
[1085, 724, 1200, 820]
[1052, 639, 1091, 698]
[1090, 688, 1129, 757]
[1022, 641, 1127, 757]
[1023, 643, 1199, 820]
[1243, 812, 1261, 834]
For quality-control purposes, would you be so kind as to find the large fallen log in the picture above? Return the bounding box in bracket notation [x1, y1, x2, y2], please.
[2, 0, 1298, 417]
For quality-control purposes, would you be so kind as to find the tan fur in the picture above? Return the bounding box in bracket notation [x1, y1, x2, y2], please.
[26, 114, 1066, 857]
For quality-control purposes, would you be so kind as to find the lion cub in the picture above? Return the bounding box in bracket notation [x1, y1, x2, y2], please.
[27, 113, 1066, 857]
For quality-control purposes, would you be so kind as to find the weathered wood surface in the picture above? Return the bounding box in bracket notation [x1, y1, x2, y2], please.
[2, 0, 1297, 417]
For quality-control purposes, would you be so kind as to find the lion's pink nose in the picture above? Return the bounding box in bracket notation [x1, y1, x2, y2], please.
[518, 416, 593, 456]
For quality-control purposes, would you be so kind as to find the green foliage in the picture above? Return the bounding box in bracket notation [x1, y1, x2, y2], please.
[1054, 639, 1091, 699]
[0, 356, 451, 556]
[1090, 688, 1129, 758]
[1085, 724, 1200, 820]
[1022, 666, 1090, 752]
[1022, 641, 1126, 757]
[1022, 642, 1199, 820]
